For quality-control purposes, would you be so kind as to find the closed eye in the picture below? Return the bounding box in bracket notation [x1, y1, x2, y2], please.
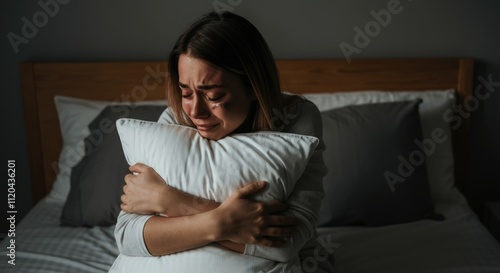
[179, 84, 192, 98]
[178, 82, 225, 101]
[206, 95, 223, 102]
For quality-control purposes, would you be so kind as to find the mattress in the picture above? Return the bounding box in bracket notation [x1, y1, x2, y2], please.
[0, 196, 118, 273]
[1, 196, 500, 272]
[318, 202, 500, 273]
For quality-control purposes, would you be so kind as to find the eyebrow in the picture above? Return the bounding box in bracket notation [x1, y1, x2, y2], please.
[178, 82, 224, 90]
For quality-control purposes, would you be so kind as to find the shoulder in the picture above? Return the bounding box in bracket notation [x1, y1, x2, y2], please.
[280, 93, 323, 139]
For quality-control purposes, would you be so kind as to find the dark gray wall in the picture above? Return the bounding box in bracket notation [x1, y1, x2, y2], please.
[2, 0, 499, 233]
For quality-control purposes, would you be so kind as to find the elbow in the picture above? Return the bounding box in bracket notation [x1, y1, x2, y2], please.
[113, 220, 129, 255]
[113, 211, 153, 257]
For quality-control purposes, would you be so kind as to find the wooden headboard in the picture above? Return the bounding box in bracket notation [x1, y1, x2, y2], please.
[20, 58, 474, 204]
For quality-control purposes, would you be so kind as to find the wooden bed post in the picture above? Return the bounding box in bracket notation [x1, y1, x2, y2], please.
[453, 58, 474, 193]
[20, 62, 47, 204]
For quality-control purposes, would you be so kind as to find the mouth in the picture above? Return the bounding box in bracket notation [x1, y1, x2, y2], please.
[195, 123, 219, 132]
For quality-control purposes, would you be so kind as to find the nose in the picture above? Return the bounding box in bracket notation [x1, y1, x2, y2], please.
[189, 93, 210, 119]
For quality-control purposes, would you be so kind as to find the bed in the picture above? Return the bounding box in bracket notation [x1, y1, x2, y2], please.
[2, 58, 500, 272]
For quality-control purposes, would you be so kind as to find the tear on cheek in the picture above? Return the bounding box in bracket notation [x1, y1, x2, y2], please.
[211, 102, 230, 109]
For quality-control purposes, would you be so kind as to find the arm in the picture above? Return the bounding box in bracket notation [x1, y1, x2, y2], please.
[116, 163, 235, 255]
[114, 210, 217, 256]
[120, 163, 220, 217]
[116, 178, 294, 256]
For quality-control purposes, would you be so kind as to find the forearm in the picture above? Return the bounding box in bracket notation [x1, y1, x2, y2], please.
[161, 186, 246, 253]
[144, 212, 217, 256]
[161, 185, 220, 217]
[115, 211, 245, 257]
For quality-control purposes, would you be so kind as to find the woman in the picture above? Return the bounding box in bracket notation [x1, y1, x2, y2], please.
[114, 11, 333, 272]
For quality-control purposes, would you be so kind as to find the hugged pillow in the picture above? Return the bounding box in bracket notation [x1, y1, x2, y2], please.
[60, 105, 167, 227]
[303, 90, 467, 204]
[113, 118, 318, 272]
[318, 100, 442, 227]
[116, 118, 318, 203]
[52, 96, 166, 202]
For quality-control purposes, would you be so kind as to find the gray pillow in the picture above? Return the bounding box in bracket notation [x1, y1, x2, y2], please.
[318, 100, 443, 227]
[61, 105, 167, 227]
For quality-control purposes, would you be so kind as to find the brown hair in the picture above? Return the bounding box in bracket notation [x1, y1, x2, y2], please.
[166, 11, 286, 131]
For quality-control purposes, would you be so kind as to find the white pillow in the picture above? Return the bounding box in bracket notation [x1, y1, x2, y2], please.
[113, 118, 318, 272]
[51, 96, 166, 201]
[116, 118, 318, 202]
[302, 89, 467, 204]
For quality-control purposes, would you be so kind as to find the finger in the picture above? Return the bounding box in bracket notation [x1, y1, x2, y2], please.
[261, 226, 296, 237]
[120, 203, 129, 212]
[120, 194, 127, 204]
[265, 214, 298, 226]
[237, 181, 266, 198]
[254, 237, 286, 248]
[129, 163, 149, 173]
[264, 201, 288, 214]
[124, 173, 134, 184]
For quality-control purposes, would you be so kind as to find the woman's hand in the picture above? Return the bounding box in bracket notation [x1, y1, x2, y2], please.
[121, 163, 168, 215]
[213, 181, 298, 247]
